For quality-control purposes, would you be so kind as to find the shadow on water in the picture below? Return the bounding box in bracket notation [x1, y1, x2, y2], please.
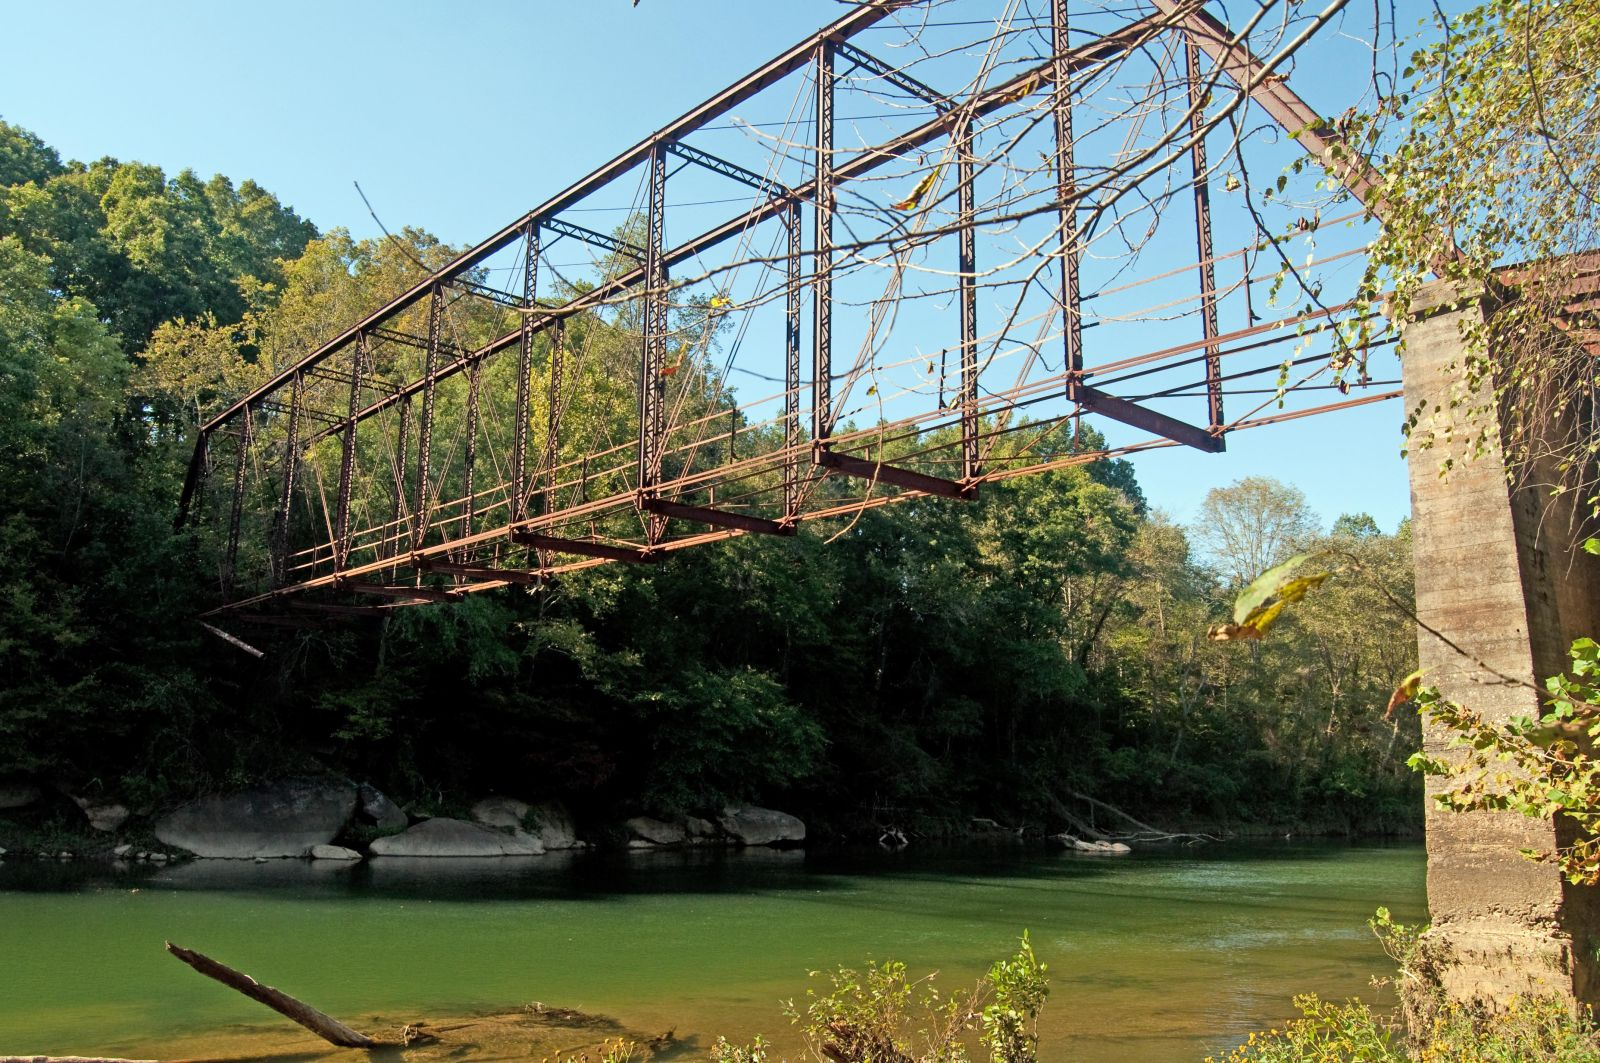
[0, 837, 1405, 902]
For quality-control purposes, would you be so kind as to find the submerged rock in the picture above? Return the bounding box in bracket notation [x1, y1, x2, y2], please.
[369, 817, 544, 857]
[718, 806, 805, 846]
[154, 777, 357, 859]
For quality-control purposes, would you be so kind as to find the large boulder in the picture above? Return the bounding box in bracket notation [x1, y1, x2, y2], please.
[67, 793, 130, 833]
[368, 817, 543, 857]
[471, 796, 530, 830]
[718, 806, 805, 846]
[685, 816, 723, 844]
[526, 801, 579, 850]
[154, 778, 357, 859]
[358, 783, 408, 831]
[0, 782, 40, 810]
[625, 816, 687, 846]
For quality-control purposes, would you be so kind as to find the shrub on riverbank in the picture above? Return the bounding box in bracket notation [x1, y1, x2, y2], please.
[1209, 993, 1600, 1062]
[710, 935, 1049, 1063]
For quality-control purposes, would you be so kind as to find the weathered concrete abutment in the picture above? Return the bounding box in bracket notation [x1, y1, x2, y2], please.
[1401, 277, 1600, 1010]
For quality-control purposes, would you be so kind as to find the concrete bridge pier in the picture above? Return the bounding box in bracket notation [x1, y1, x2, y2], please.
[1400, 278, 1600, 1012]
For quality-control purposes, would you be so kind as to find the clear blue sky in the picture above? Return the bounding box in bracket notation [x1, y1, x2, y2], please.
[0, 0, 1413, 533]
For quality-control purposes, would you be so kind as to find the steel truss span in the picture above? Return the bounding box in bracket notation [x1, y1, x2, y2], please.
[177, 0, 1395, 623]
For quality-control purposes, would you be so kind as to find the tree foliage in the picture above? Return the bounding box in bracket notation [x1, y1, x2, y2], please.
[1347, 0, 1600, 512]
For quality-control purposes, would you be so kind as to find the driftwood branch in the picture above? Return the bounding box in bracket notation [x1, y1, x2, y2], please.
[1050, 789, 1216, 844]
[197, 622, 265, 659]
[2, 1057, 160, 1063]
[164, 941, 377, 1049]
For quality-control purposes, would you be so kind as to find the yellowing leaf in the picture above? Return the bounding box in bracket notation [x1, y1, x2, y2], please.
[1274, 572, 1332, 605]
[1214, 555, 1333, 643]
[1232, 553, 1316, 625]
[891, 166, 941, 212]
[1385, 668, 1425, 719]
[1244, 597, 1292, 636]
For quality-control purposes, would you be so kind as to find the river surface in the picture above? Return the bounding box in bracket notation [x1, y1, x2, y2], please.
[0, 841, 1423, 1063]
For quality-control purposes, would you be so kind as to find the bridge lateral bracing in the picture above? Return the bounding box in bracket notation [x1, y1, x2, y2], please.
[176, 0, 1397, 621]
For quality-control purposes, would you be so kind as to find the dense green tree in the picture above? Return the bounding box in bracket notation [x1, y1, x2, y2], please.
[0, 120, 63, 187]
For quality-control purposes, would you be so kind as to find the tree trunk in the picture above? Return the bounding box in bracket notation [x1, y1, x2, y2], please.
[2, 1057, 160, 1063]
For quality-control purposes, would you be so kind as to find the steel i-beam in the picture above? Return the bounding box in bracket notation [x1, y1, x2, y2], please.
[224, 411, 250, 590]
[639, 143, 669, 543]
[413, 283, 444, 548]
[270, 372, 303, 586]
[334, 333, 366, 568]
[511, 219, 539, 521]
[784, 201, 803, 516]
[462, 361, 482, 549]
[813, 39, 835, 446]
[545, 318, 566, 518]
[1053, 0, 1084, 403]
[174, 429, 208, 530]
[958, 121, 980, 485]
[387, 396, 411, 561]
[1186, 34, 1224, 433]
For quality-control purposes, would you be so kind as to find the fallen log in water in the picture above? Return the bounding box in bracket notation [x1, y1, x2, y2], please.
[164, 941, 378, 1049]
[2, 1057, 160, 1063]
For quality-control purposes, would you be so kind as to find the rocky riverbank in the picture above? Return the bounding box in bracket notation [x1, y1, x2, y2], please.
[0, 775, 806, 865]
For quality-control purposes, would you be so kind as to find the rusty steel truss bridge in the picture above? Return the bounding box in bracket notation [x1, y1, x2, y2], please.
[177, 0, 1398, 624]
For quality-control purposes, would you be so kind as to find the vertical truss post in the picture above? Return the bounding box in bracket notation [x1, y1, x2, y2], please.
[334, 333, 366, 569]
[639, 142, 669, 542]
[1185, 34, 1224, 435]
[1053, 0, 1083, 404]
[175, 430, 209, 530]
[388, 396, 411, 561]
[270, 372, 303, 586]
[413, 282, 444, 549]
[511, 219, 540, 522]
[784, 202, 803, 517]
[544, 318, 566, 517]
[958, 122, 979, 484]
[462, 362, 482, 552]
[224, 411, 251, 591]
[813, 39, 835, 448]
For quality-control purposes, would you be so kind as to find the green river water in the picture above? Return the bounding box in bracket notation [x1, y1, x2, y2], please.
[0, 842, 1423, 1063]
